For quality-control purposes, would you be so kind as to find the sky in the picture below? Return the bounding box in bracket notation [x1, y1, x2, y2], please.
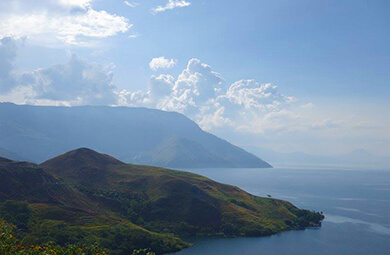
[0, 0, 389, 157]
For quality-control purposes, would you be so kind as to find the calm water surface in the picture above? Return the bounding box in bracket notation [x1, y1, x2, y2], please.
[170, 167, 390, 255]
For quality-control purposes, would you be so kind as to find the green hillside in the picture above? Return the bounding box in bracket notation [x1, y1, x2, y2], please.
[0, 148, 323, 254]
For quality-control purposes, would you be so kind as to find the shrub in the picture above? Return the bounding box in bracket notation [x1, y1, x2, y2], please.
[0, 219, 109, 255]
[0, 201, 32, 231]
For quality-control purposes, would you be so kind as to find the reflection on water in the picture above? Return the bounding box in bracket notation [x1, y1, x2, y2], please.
[325, 215, 390, 236]
[170, 167, 390, 255]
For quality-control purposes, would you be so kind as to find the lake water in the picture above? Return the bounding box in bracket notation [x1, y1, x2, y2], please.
[170, 167, 390, 255]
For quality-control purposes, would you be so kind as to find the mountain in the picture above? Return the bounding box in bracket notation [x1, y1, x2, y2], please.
[247, 147, 390, 168]
[0, 102, 271, 168]
[0, 148, 323, 254]
[0, 148, 24, 161]
[148, 135, 231, 168]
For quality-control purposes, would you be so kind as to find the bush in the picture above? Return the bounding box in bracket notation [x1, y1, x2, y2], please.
[0, 219, 108, 255]
[0, 201, 32, 231]
[221, 224, 240, 237]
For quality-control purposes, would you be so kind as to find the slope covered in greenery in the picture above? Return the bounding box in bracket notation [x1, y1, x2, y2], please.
[0, 155, 188, 255]
[0, 149, 323, 254]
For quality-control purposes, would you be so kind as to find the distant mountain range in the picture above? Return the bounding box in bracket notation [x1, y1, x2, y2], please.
[0, 103, 271, 168]
[247, 147, 390, 168]
[0, 148, 322, 254]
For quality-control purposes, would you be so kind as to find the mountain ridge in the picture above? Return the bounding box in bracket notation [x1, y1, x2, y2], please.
[0, 102, 271, 168]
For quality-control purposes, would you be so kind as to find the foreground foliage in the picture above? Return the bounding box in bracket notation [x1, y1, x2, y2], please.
[0, 219, 158, 255]
[0, 219, 108, 255]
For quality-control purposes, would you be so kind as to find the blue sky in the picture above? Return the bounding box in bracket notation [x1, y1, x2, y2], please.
[0, 0, 389, 156]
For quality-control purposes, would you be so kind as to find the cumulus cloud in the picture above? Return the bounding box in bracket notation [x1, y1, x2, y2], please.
[149, 74, 175, 99]
[222, 80, 296, 111]
[198, 80, 297, 133]
[152, 0, 191, 14]
[118, 58, 300, 134]
[198, 106, 233, 131]
[0, 41, 327, 137]
[21, 54, 117, 105]
[157, 58, 225, 115]
[0, 38, 117, 105]
[0, 0, 131, 46]
[149, 57, 178, 71]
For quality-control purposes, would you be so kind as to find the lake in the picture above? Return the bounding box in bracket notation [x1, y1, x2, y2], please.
[170, 167, 390, 255]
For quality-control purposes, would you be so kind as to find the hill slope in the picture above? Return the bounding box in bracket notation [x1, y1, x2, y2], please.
[0, 149, 322, 254]
[0, 156, 190, 254]
[42, 149, 322, 235]
[0, 102, 271, 168]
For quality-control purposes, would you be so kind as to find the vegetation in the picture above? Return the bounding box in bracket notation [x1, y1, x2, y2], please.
[0, 148, 324, 254]
[0, 200, 32, 231]
[0, 219, 109, 255]
[0, 219, 161, 255]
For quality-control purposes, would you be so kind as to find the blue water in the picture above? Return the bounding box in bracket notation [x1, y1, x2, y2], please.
[170, 167, 390, 255]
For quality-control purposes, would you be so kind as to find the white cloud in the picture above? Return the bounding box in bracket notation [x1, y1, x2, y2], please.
[58, 0, 95, 9]
[21, 54, 118, 105]
[149, 74, 175, 100]
[0, 39, 117, 106]
[2, 48, 385, 156]
[128, 33, 141, 38]
[0, 47, 303, 134]
[124, 1, 139, 8]
[0, 37, 18, 92]
[221, 80, 296, 111]
[149, 57, 178, 71]
[119, 58, 224, 116]
[206, 81, 298, 134]
[119, 58, 299, 134]
[198, 106, 233, 131]
[157, 58, 225, 115]
[152, 0, 191, 14]
[117, 89, 145, 107]
[0, 0, 131, 46]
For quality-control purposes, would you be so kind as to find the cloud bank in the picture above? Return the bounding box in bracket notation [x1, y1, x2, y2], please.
[118, 58, 298, 133]
[2, 37, 377, 153]
[1, 39, 298, 134]
[0, 37, 302, 133]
